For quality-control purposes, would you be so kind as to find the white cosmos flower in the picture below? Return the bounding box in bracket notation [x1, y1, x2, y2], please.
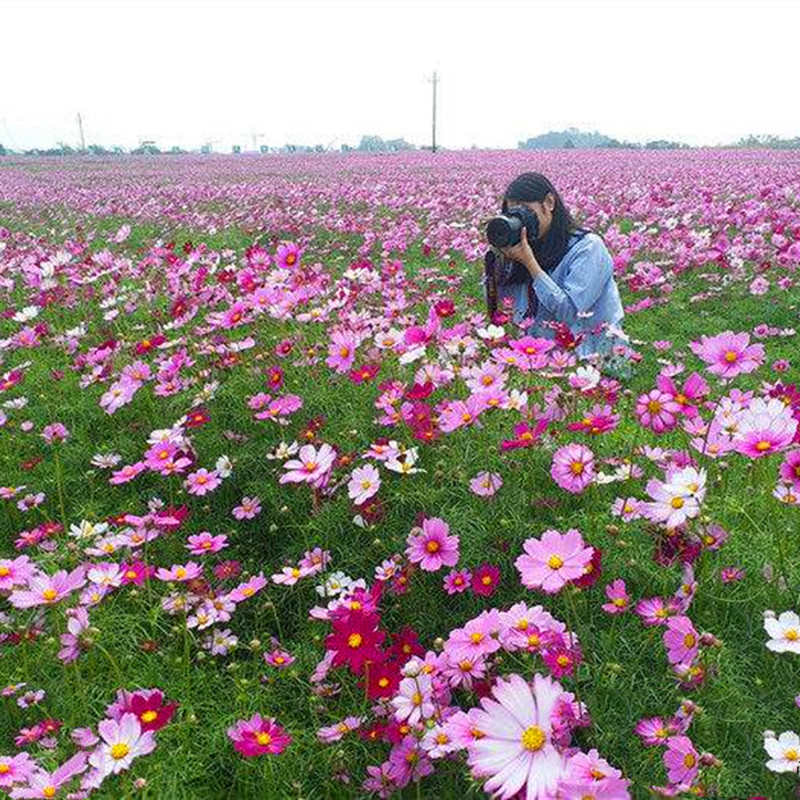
[765, 730, 800, 773]
[764, 610, 800, 654]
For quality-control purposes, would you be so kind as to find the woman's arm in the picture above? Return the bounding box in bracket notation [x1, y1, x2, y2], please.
[527, 236, 613, 320]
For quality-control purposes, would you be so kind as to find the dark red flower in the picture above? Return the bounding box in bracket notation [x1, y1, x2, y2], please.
[471, 563, 500, 597]
[128, 690, 178, 732]
[361, 659, 401, 700]
[185, 408, 210, 428]
[386, 626, 425, 663]
[325, 615, 385, 675]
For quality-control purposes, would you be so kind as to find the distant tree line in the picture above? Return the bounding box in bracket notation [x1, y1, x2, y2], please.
[3, 130, 800, 157]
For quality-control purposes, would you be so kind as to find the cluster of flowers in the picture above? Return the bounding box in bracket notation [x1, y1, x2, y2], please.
[0, 687, 175, 797]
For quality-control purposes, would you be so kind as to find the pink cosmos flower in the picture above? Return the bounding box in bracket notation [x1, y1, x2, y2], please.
[8, 566, 86, 609]
[690, 330, 765, 378]
[663, 615, 700, 666]
[663, 734, 699, 786]
[109, 461, 146, 485]
[271, 565, 311, 586]
[392, 674, 435, 726]
[445, 614, 503, 663]
[229, 572, 267, 602]
[437, 393, 489, 433]
[279, 443, 336, 488]
[264, 649, 295, 669]
[186, 531, 228, 555]
[232, 496, 262, 519]
[471, 563, 500, 597]
[601, 579, 630, 614]
[184, 468, 222, 496]
[466, 673, 568, 800]
[406, 517, 460, 572]
[347, 464, 381, 505]
[550, 444, 595, 494]
[469, 471, 503, 497]
[0, 753, 36, 788]
[515, 529, 594, 594]
[780, 451, 800, 489]
[611, 497, 641, 521]
[326, 330, 358, 373]
[58, 606, 90, 663]
[8, 751, 87, 798]
[41, 423, 70, 444]
[635, 388, 682, 433]
[733, 397, 798, 459]
[316, 716, 362, 743]
[276, 241, 302, 270]
[155, 562, 203, 583]
[0, 555, 37, 590]
[641, 478, 700, 529]
[227, 714, 291, 757]
[443, 568, 471, 594]
[88, 713, 156, 777]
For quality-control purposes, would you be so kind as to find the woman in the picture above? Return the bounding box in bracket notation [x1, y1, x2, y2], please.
[486, 172, 626, 360]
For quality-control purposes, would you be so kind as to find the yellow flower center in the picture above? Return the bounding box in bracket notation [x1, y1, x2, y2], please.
[378, 677, 390, 688]
[683, 752, 696, 768]
[42, 588, 58, 601]
[347, 633, 363, 648]
[786, 748, 799, 761]
[461, 412, 472, 423]
[304, 461, 318, 472]
[527, 634, 540, 647]
[43, 787, 57, 798]
[515, 618, 529, 631]
[570, 461, 584, 475]
[521, 725, 546, 751]
[291, 568, 300, 577]
[141, 710, 158, 723]
[612, 597, 626, 607]
[339, 347, 350, 358]
[426, 540, 440, 553]
[557, 655, 570, 667]
[724, 351, 738, 363]
[0, 566, 10, 577]
[786, 629, 799, 641]
[0, 764, 9, 774]
[256, 731, 272, 746]
[756, 440, 772, 452]
[548, 555, 564, 570]
[175, 568, 187, 579]
[683, 633, 696, 648]
[671, 497, 685, 509]
[411, 692, 423, 706]
[470, 632, 484, 644]
[111, 742, 130, 759]
[647, 400, 662, 413]
[242, 587, 254, 597]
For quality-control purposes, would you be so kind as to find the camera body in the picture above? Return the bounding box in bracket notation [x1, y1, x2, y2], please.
[486, 205, 540, 249]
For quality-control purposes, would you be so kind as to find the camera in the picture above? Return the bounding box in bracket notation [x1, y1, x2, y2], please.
[486, 206, 540, 248]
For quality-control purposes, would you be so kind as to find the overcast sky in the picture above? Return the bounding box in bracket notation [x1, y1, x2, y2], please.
[1, 0, 797, 151]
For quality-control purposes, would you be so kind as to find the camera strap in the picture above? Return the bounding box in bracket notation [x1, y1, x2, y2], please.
[484, 249, 498, 318]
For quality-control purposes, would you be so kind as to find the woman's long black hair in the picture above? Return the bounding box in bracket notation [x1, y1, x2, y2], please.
[502, 172, 590, 273]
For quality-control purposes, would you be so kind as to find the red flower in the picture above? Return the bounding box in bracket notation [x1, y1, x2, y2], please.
[134, 334, 166, 355]
[386, 626, 425, 662]
[266, 366, 284, 390]
[185, 408, 210, 428]
[325, 614, 385, 674]
[405, 381, 434, 401]
[471, 563, 500, 597]
[349, 363, 380, 385]
[434, 299, 455, 317]
[361, 659, 401, 700]
[570, 546, 603, 589]
[128, 690, 178, 732]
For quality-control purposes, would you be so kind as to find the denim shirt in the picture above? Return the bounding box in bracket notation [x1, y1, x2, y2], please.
[495, 232, 626, 359]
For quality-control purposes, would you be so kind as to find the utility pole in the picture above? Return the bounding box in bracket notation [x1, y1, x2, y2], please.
[76, 113, 85, 152]
[428, 72, 439, 153]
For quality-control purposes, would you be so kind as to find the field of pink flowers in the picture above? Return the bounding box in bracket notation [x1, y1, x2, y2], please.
[1, 149, 800, 799]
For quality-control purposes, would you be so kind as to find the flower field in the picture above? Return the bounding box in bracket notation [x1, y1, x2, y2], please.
[1, 149, 800, 798]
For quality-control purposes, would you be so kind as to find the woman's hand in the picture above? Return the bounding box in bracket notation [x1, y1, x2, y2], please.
[500, 227, 542, 277]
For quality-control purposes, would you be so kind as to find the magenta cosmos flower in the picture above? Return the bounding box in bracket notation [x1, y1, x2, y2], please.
[406, 517, 460, 572]
[466, 673, 568, 800]
[690, 330, 765, 378]
[227, 713, 291, 757]
[515, 529, 594, 594]
[550, 444, 595, 494]
[184, 468, 222, 496]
